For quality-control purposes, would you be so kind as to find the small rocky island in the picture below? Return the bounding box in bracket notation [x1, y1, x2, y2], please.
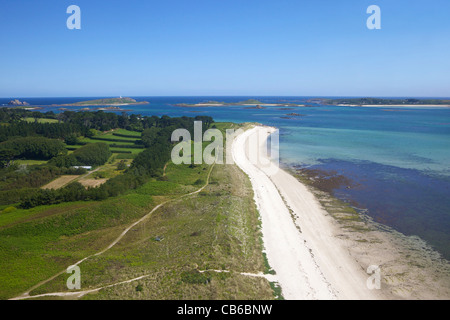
[8, 99, 30, 106]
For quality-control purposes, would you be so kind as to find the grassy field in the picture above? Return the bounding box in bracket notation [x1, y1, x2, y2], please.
[0, 123, 276, 300]
[72, 129, 144, 158]
[14, 159, 48, 166]
[112, 128, 142, 137]
[22, 118, 59, 124]
[40, 154, 134, 191]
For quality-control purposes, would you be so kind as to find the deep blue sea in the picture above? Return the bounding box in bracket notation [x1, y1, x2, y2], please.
[2, 96, 450, 259]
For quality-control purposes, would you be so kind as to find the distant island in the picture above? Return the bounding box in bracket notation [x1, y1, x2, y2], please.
[7, 99, 30, 106]
[311, 97, 450, 107]
[53, 97, 150, 107]
[4, 99, 41, 110]
[174, 99, 305, 107]
[59, 106, 133, 112]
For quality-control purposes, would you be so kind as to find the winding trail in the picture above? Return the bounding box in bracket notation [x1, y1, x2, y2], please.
[11, 270, 278, 300]
[11, 164, 216, 300]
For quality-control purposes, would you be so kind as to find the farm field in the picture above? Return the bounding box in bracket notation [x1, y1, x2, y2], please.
[70, 129, 145, 158]
[22, 117, 59, 124]
[42, 175, 81, 190]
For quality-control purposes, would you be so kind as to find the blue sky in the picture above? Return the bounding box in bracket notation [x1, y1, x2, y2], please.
[1, 0, 450, 97]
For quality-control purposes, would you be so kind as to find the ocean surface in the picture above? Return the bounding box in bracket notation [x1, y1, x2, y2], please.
[2, 96, 450, 260]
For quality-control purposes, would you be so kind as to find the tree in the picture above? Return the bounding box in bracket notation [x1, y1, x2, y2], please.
[0, 149, 17, 168]
[117, 160, 127, 171]
[65, 134, 79, 145]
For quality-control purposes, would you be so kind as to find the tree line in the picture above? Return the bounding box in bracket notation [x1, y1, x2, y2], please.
[8, 111, 214, 209]
[0, 137, 67, 161]
[49, 143, 112, 167]
[0, 108, 213, 141]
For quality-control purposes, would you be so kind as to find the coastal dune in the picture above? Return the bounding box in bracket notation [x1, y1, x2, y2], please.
[232, 126, 384, 300]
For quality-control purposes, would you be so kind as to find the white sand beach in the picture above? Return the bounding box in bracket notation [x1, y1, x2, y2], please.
[232, 126, 386, 300]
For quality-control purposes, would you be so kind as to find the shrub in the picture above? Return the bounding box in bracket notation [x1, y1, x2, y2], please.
[180, 270, 211, 285]
[51, 143, 111, 167]
[194, 179, 205, 186]
[116, 160, 127, 171]
[1, 206, 16, 214]
[72, 143, 111, 166]
[64, 134, 79, 145]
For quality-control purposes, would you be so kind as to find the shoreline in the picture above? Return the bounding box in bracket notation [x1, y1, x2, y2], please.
[232, 125, 450, 300]
[232, 126, 384, 299]
[288, 163, 450, 299]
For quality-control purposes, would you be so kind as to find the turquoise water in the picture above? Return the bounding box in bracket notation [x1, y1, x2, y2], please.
[279, 108, 450, 175]
[2, 96, 450, 259]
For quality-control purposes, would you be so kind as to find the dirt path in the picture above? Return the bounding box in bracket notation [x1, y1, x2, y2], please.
[11, 270, 276, 300]
[11, 164, 215, 300]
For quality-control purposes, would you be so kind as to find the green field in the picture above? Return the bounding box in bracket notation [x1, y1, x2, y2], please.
[22, 117, 59, 124]
[0, 123, 277, 300]
[14, 159, 48, 166]
[69, 129, 145, 158]
[111, 128, 142, 137]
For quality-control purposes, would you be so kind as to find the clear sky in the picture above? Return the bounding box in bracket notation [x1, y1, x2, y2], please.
[1, 0, 450, 97]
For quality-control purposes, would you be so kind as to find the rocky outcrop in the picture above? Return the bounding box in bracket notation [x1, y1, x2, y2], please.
[8, 99, 30, 106]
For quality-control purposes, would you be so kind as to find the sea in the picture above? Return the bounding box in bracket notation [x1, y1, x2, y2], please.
[2, 96, 450, 260]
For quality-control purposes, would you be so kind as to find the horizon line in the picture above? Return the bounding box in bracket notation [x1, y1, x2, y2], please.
[2, 95, 450, 99]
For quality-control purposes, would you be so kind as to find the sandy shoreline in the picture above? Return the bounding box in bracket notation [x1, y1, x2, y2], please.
[232, 126, 384, 299]
[232, 125, 450, 300]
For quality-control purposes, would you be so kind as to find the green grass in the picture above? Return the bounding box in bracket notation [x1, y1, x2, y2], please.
[135, 180, 185, 197]
[14, 159, 48, 166]
[0, 201, 88, 229]
[22, 118, 59, 124]
[0, 196, 155, 299]
[0, 122, 276, 300]
[113, 128, 142, 136]
[29, 162, 273, 300]
[78, 137, 139, 145]
[68, 131, 144, 155]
